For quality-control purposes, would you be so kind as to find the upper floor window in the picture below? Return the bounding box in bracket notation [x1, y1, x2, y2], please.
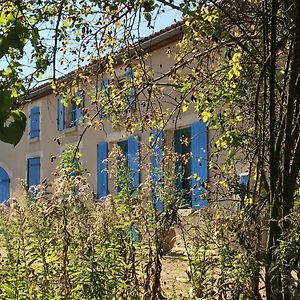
[0, 167, 10, 203]
[57, 91, 84, 131]
[27, 157, 41, 187]
[29, 106, 40, 139]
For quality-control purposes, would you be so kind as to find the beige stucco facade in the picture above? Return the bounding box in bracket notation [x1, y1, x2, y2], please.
[0, 23, 249, 205]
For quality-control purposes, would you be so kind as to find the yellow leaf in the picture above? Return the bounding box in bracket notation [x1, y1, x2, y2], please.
[182, 105, 188, 112]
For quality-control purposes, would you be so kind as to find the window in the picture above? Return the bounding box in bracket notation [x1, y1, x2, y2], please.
[65, 101, 78, 128]
[57, 92, 84, 131]
[174, 121, 208, 209]
[239, 173, 249, 206]
[118, 140, 128, 157]
[29, 106, 40, 139]
[0, 167, 10, 203]
[175, 127, 192, 207]
[27, 157, 41, 187]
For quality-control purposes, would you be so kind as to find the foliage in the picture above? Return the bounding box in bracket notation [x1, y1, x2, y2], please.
[0, 0, 299, 299]
[0, 145, 186, 299]
[191, 206, 260, 299]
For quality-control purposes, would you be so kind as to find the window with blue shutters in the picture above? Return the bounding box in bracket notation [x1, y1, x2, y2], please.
[174, 121, 208, 209]
[27, 157, 41, 187]
[0, 167, 10, 203]
[97, 141, 108, 200]
[57, 92, 84, 131]
[29, 106, 40, 139]
[150, 130, 163, 210]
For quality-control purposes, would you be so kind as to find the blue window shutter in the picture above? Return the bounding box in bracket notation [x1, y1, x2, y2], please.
[30, 107, 40, 139]
[57, 97, 65, 131]
[128, 135, 139, 190]
[75, 91, 84, 125]
[97, 141, 108, 199]
[28, 157, 41, 187]
[0, 167, 10, 203]
[191, 121, 208, 208]
[150, 130, 163, 210]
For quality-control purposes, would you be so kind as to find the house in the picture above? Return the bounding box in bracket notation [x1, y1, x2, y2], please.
[0, 22, 248, 208]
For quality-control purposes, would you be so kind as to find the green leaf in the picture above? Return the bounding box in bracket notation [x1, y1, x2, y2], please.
[0, 25, 26, 58]
[31, 27, 39, 47]
[143, 0, 155, 12]
[6, 13, 15, 23]
[143, 12, 152, 27]
[1, 283, 14, 298]
[0, 109, 26, 146]
[0, 90, 14, 119]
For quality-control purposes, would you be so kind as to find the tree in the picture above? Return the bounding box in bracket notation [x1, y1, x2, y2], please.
[160, 1, 299, 299]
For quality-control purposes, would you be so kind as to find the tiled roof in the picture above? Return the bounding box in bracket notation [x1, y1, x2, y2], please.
[24, 20, 184, 101]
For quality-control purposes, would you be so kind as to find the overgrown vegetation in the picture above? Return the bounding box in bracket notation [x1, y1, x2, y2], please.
[0, 145, 183, 299]
[0, 1, 300, 299]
